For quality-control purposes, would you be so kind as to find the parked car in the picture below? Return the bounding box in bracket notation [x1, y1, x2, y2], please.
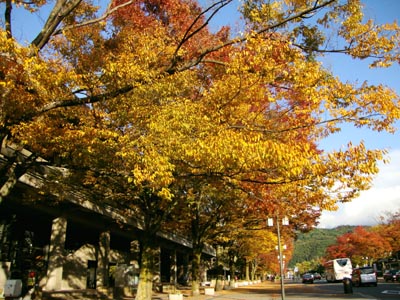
[383, 270, 399, 282]
[395, 271, 400, 282]
[351, 267, 377, 287]
[302, 273, 314, 284]
[313, 273, 322, 280]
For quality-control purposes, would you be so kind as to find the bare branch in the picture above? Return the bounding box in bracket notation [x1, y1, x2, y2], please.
[31, 0, 82, 52]
[38, 84, 134, 114]
[169, 0, 233, 70]
[170, 0, 337, 73]
[53, 0, 136, 35]
[5, 0, 12, 38]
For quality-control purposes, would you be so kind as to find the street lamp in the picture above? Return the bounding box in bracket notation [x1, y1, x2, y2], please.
[268, 215, 289, 300]
[363, 257, 369, 267]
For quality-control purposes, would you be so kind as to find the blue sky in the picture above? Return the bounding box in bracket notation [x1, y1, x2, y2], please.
[2, 0, 400, 228]
[315, 1, 400, 228]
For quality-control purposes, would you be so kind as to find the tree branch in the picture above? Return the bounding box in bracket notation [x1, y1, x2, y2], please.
[168, 0, 233, 71]
[5, 0, 12, 39]
[52, 0, 137, 36]
[31, 0, 82, 52]
[170, 0, 337, 73]
[38, 84, 134, 114]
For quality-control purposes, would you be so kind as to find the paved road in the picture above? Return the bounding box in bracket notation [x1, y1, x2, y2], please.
[182, 281, 373, 300]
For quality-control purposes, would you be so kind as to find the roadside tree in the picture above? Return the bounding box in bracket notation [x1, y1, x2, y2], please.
[1, 1, 400, 300]
[325, 226, 391, 266]
[372, 210, 400, 258]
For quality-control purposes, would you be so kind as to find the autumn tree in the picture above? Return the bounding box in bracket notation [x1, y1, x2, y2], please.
[295, 258, 323, 275]
[1, 0, 242, 298]
[241, 230, 276, 280]
[1, 1, 400, 300]
[325, 226, 391, 266]
[165, 179, 248, 294]
[372, 210, 400, 258]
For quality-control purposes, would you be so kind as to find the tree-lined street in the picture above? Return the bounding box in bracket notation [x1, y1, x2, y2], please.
[1, 1, 400, 299]
[185, 280, 400, 300]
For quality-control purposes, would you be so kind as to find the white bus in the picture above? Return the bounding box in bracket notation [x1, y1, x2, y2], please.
[324, 258, 353, 282]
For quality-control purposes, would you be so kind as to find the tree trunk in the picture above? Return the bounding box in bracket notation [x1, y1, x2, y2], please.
[190, 249, 202, 296]
[229, 252, 236, 286]
[250, 259, 258, 281]
[245, 261, 250, 281]
[135, 243, 157, 300]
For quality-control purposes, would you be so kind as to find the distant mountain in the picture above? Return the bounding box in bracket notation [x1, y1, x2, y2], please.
[289, 225, 356, 267]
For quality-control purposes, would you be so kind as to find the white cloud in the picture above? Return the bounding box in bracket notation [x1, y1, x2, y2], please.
[318, 149, 400, 229]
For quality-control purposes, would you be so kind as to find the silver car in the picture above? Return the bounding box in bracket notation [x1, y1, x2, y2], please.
[352, 267, 378, 287]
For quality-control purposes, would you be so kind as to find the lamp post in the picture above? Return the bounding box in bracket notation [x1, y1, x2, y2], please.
[268, 215, 288, 300]
[363, 256, 369, 267]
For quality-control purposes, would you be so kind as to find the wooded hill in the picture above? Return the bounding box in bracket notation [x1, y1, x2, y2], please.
[289, 226, 356, 267]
